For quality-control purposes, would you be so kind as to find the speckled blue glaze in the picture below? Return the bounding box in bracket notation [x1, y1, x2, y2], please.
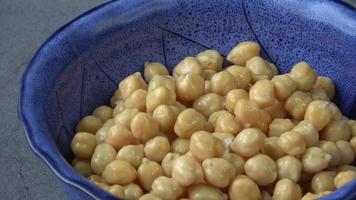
[18, 0, 356, 199]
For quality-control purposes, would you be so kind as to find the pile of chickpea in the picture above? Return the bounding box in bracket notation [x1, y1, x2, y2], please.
[70, 41, 356, 200]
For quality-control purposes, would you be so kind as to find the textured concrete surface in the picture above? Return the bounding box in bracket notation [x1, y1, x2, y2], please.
[0, 1, 106, 199]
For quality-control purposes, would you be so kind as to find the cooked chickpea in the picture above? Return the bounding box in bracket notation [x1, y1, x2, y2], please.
[144, 62, 169, 82]
[292, 120, 319, 147]
[244, 154, 277, 185]
[176, 73, 205, 102]
[173, 57, 203, 77]
[229, 175, 261, 200]
[152, 105, 179, 135]
[102, 159, 137, 185]
[269, 63, 279, 76]
[215, 113, 241, 136]
[224, 153, 245, 175]
[289, 62, 317, 91]
[278, 131, 306, 156]
[146, 86, 176, 113]
[114, 108, 139, 128]
[73, 160, 93, 177]
[171, 138, 190, 155]
[311, 171, 336, 193]
[189, 131, 224, 161]
[139, 194, 162, 200]
[285, 91, 312, 120]
[301, 191, 332, 200]
[113, 100, 126, 116]
[161, 153, 180, 177]
[227, 41, 261, 66]
[124, 183, 144, 200]
[90, 143, 116, 175]
[188, 184, 227, 200]
[105, 123, 135, 150]
[208, 110, 230, 128]
[203, 69, 216, 80]
[349, 120, 356, 137]
[111, 89, 122, 107]
[131, 112, 159, 142]
[334, 170, 356, 189]
[338, 165, 356, 172]
[93, 106, 113, 122]
[76, 115, 103, 134]
[151, 176, 183, 200]
[225, 89, 248, 112]
[273, 178, 302, 200]
[210, 70, 238, 95]
[174, 109, 207, 138]
[172, 155, 204, 187]
[234, 99, 261, 125]
[148, 75, 175, 92]
[336, 141, 354, 165]
[249, 80, 275, 108]
[263, 100, 288, 119]
[71, 132, 96, 159]
[276, 155, 302, 182]
[137, 158, 164, 191]
[96, 119, 114, 144]
[204, 80, 212, 93]
[226, 65, 252, 89]
[196, 50, 223, 71]
[261, 137, 286, 160]
[119, 72, 148, 99]
[246, 56, 273, 83]
[251, 110, 272, 133]
[319, 141, 341, 168]
[271, 74, 297, 101]
[329, 102, 343, 121]
[261, 190, 272, 200]
[268, 118, 294, 137]
[310, 88, 329, 101]
[124, 89, 148, 112]
[301, 147, 331, 173]
[202, 158, 236, 188]
[230, 128, 266, 157]
[313, 76, 335, 99]
[350, 137, 356, 154]
[144, 136, 170, 163]
[192, 93, 225, 117]
[320, 119, 351, 142]
[213, 132, 235, 151]
[116, 144, 144, 168]
[108, 185, 126, 199]
[304, 100, 332, 131]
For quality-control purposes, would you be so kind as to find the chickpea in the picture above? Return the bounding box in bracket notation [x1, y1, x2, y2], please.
[152, 105, 179, 135]
[144, 136, 170, 163]
[334, 170, 356, 189]
[272, 178, 302, 200]
[202, 158, 236, 188]
[172, 155, 204, 187]
[139, 193, 162, 200]
[196, 50, 223, 71]
[108, 185, 125, 199]
[249, 80, 275, 108]
[271, 74, 297, 101]
[137, 158, 164, 191]
[117, 144, 144, 168]
[73, 160, 93, 177]
[111, 89, 122, 107]
[320, 119, 351, 142]
[87, 174, 106, 183]
[261, 190, 272, 200]
[173, 57, 203, 77]
[276, 155, 302, 182]
[301, 147, 331, 173]
[93, 106, 113, 122]
[244, 154, 277, 185]
[71, 132, 96, 159]
[285, 91, 312, 120]
[313, 76, 335, 99]
[234, 99, 261, 125]
[304, 100, 333, 131]
[124, 89, 148, 112]
[148, 75, 175, 92]
[113, 100, 126, 116]
[204, 80, 212, 93]
[227, 41, 261, 66]
[102, 160, 137, 185]
[213, 132, 235, 151]
[203, 70, 217, 80]
[338, 165, 356, 172]
[174, 109, 207, 138]
[208, 110, 230, 128]
[226, 65, 252, 89]
[289, 62, 317, 91]
[319, 141, 341, 168]
[349, 120, 356, 137]
[90, 143, 116, 175]
[188, 184, 227, 200]
[263, 100, 288, 119]
[269, 63, 279, 77]
[211, 70, 238, 95]
[350, 137, 356, 154]
[95, 119, 114, 144]
[246, 56, 273, 83]
[151, 176, 183, 200]
[189, 131, 224, 161]
[278, 131, 306, 156]
[329, 102, 343, 121]
[301, 192, 332, 200]
[146, 86, 176, 113]
[124, 183, 144, 200]
[215, 113, 241, 136]
[230, 128, 266, 157]
[336, 141, 354, 165]
[224, 152, 245, 175]
[119, 72, 148, 99]
[76, 115, 103, 134]
[229, 175, 261, 200]
[311, 171, 336, 193]
[131, 112, 159, 142]
[251, 110, 272, 133]
[292, 120, 319, 147]
[310, 88, 329, 101]
[114, 108, 139, 128]
[192, 93, 225, 117]
[144, 62, 169, 82]
[105, 123, 135, 150]
[225, 89, 248, 112]
[176, 73, 205, 102]
[171, 138, 190, 155]
[268, 118, 294, 137]
[261, 137, 286, 160]
[161, 153, 180, 177]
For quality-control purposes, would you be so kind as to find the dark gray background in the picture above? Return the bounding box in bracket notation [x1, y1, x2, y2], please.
[0, 1, 105, 199]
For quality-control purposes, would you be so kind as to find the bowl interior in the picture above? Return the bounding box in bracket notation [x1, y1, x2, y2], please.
[20, 0, 356, 199]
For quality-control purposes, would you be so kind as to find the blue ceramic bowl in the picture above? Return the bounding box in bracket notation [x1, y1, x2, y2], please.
[19, 0, 356, 199]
